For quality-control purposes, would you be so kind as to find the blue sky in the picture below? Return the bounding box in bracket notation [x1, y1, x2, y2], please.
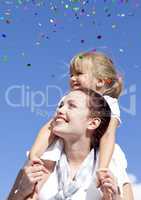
[0, 0, 141, 199]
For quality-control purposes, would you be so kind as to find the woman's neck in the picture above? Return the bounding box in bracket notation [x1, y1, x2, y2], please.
[64, 139, 91, 166]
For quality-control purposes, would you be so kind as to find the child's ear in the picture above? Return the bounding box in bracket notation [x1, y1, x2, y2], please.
[96, 79, 105, 88]
[87, 118, 101, 131]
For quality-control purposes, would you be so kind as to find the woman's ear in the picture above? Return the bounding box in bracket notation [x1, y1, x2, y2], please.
[87, 118, 101, 131]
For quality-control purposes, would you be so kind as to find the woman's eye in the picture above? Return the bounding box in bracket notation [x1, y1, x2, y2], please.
[58, 101, 64, 108]
[69, 103, 76, 108]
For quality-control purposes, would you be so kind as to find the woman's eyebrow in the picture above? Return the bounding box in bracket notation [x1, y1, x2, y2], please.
[67, 99, 76, 104]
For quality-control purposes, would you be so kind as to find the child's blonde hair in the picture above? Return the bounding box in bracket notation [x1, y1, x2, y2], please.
[70, 51, 123, 98]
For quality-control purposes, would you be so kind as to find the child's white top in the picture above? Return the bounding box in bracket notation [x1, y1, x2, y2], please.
[103, 95, 121, 123]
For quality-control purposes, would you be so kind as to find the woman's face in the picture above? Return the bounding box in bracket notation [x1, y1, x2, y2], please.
[52, 90, 91, 141]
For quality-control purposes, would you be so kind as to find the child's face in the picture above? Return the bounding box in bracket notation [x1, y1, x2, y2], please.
[70, 67, 98, 91]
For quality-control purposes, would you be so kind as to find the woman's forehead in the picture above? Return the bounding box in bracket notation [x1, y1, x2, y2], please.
[65, 90, 87, 103]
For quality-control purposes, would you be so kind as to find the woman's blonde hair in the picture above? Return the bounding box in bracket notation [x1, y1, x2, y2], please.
[70, 51, 123, 98]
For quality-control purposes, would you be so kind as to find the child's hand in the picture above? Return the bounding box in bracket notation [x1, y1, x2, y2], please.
[96, 168, 108, 188]
[100, 170, 120, 200]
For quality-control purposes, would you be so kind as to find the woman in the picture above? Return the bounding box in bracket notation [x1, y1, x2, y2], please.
[8, 89, 132, 200]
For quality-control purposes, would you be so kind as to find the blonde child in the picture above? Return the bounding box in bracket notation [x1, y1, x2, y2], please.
[29, 51, 122, 186]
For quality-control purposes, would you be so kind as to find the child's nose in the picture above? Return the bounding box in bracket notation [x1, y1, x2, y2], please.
[71, 75, 77, 81]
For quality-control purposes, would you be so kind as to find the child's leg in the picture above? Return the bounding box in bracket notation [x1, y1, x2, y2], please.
[29, 119, 56, 160]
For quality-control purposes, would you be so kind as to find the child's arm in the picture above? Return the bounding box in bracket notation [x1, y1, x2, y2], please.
[96, 117, 119, 188]
[98, 117, 118, 169]
[29, 119, 56, 160]
[98, 95, 120, 171]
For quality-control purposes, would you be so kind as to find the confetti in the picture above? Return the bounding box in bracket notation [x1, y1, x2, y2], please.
[27, 63, 31, 67]
[36, 41, 41, 45]
[112, 24, 117, 29]
[50, 19, 54, 23]
[92, 10, 96, 16]
[107, 13, 111, 17]
[2, 55, 8, 62]
[119, 48, 124, 53]
[72, 7, 80, 12]
[81, 9, 85, 13]
[71, 0, 80, 2]
[80, 39, 85, 43]
[121, 13, 126, 17]
[117, 13, 126, 17]
[2, 33, 7, 38]
[79, 55, 83, 59]
[65, 4, 69, 9]
[75, 13, 79, 19]
[38, 22, 42, 27]
[17, 0, 23, 5]
[97, 35, 102, 39]
[5, 12, 11, 16]
[6, 19, 12, 24]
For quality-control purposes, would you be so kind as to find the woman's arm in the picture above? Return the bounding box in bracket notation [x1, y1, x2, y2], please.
[7, 169, 28, 200]
[7, 169, 36, 200]
[29, 119, 55, 160]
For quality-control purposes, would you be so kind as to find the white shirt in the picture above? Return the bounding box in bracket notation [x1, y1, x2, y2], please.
[38, 144, 129, 200]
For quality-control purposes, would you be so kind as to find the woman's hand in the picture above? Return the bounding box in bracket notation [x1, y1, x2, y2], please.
[18, 160, 48, 198]
[100, 171, 121, 200]
[7, 159, 49, 200]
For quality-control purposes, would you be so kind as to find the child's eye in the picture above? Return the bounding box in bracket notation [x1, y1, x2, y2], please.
[77, 72, 84, 77]
[70, 72, 83, 77]
[77, 72, 83, 75]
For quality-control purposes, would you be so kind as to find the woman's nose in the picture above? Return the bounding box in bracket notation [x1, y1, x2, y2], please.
[57, 104, 66, 115]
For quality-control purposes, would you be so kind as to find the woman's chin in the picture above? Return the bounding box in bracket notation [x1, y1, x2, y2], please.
[52, 126, 65, 137]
